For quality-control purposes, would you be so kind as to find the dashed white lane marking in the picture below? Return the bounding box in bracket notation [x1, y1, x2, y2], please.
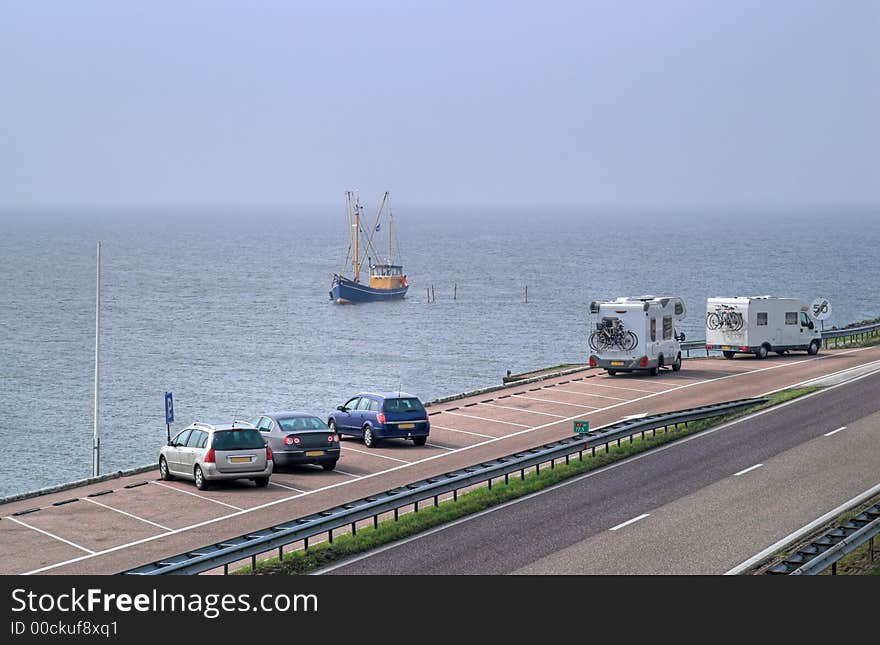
[83, 497, 171, 531]
[733, 463, 763, 477]
[609, 513, 650, 531]
[26, 347, 873, 575]
[151, 481, 243, 510]
[443, 411, 531, 427]
[429, 425, 495, 439]
[342, 446, 412, 463]
[579, 382, 662, 394]
[512, 394, 598, 410]
[824, 426, 846, 437]
[426, 442, 454, 451]
[6, 516, 96, 554]
[545, 388, 627, 401]
[481, 403, 567, 418]
[269, 482, 306, 492]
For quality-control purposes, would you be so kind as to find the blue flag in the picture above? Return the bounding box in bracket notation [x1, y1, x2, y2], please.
[375, 223, 381, 232]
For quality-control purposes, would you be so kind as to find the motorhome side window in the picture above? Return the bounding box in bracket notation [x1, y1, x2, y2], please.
[650, 318, 657, 341]
[757, 312, 768, 326]
[785, 312, 798, 325]
[662, 316, 672, 340]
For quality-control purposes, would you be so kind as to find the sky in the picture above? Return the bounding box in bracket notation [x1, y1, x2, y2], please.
[0, 0, 877, 211]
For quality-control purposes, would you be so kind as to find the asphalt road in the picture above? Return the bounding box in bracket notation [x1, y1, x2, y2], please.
[322, 368, 880, 574]
[2, 345, 878, 574]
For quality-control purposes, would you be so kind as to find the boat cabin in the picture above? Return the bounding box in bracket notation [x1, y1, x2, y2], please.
[369, 264, 406, 289]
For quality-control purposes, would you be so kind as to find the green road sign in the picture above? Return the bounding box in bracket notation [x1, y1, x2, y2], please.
[573, 420, 589, 434]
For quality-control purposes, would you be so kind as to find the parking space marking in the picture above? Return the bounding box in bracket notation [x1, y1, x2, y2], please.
[332, 469, 361, 478]
[269, 482, 306, 492]
[26, 349, 870, 575]
[425, 442, 454, 451]
[546, 388, 627, 401]
[481, 403, 567, 418]
[151, 481, 244, 510]
[582, 382, 665, 394]
[824, 426, 846, 437]
[342, 446, 412, 463]
[83, 497, 172, 531]
[6, 516, 96, 554]
[733, 463, 763, 477]
[429, 425, 495, 439]
[512, 394, 598, 410]
[444, 411, 531, 427]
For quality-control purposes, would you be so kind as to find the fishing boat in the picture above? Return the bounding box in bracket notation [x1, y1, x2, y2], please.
[330, 191, 409, 304]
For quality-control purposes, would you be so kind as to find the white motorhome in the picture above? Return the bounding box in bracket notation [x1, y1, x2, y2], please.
[588, 296, 687, 376]
[705, 296, 821, 359]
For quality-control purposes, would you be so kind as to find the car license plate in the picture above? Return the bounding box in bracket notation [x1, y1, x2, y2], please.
[399, 423, 415, 429]
[722, 346, 732, 350]
[610, 361, 624, 366]
[305, 450, 324, 457]
[229, 456, 251, 463]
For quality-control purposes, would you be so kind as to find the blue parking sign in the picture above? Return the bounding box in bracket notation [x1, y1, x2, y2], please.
[165, 392, 174, 424]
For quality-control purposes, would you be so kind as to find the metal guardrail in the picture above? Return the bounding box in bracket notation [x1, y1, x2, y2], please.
[765, 502, 880, 575]
[681, 320, 880, 357]
[123, 397, 767, 575]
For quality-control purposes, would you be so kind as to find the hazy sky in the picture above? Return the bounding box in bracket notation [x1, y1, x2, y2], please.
[1, 1, 877, 210]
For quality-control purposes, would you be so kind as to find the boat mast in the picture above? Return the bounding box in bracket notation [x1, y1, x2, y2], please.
[353, 195, 360, 282]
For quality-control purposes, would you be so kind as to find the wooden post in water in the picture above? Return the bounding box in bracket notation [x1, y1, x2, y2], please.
[432, 285, 435, 302]
[525, 285, 528, 303]
[426, 287, 430, 303]
[454, 282, 457, 300]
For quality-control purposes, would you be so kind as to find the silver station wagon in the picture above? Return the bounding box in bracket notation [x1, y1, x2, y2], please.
[159, 421, 273, 490]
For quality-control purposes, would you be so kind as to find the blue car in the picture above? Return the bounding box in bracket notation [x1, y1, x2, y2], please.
[327, 392, 430, 448]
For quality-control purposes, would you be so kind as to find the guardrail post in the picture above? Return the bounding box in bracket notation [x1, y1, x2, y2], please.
[329, 529, 333, 544]
[414, 500, 419, 512]
[304, 537, 309, 551]
[536, 463, 541, 475]
[278, 546, 283, 561]
[373, 515, 378, 529]
[394, 508, 399, 521]
[871, 537, 875, 562]
[605, 443, 609, 454]
[831, 562, 837, 575]
[579, 449, 583, 461]
[224, 564, 228, 575]
[550, 459, 555, 470]
[520, 468, 525, 480]
[565, 454, 570, 465]
[251, 555, 256, 571]
[351, 521, 356, 535]
[434, 495, 439, 507]
[505, 473, 509, 485]
[453, 489, 458, 502]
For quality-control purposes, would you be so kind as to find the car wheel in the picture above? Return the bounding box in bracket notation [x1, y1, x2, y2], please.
[607, 369, 617, 376]
[321, 461, 337, 471]
[722, 351, 735, 359]
[194, 465, 209, 490]
[253, 477, 270, 488]
[808, 339, 820, 355]
[413, 436, 427, 446]
[756, 344, 769, 359]
[649, 366, 659, 376]
[159, 456, 174, 481]
[672, 354, 682, 372]
[363, 425, 379, 448]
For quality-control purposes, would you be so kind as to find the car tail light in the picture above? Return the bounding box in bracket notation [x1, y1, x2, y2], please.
[589, 355, 597, 367]
[204, 448, 215, 463]
[705, 344, 712, 350]
[376, 412, 386, 424]
[739, 346, 749, 351]
[266, 445, 273, 461]
[638, 356, 648, 367]
[328, 434, 337, 443]
[283, 435, 301, 446]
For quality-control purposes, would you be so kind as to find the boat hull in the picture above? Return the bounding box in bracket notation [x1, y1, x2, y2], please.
[330, 276, 408, 303]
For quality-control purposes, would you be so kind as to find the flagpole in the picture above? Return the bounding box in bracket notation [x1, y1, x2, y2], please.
[93, 241, 101, 477]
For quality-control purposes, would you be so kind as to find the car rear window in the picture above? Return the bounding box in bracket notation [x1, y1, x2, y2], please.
[211, 429, 265, 450]
[382, 398, 425, 414]
[278, 416, 329, 432]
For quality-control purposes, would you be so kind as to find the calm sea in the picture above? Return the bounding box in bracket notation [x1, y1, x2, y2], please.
[1, 208, 878, 497]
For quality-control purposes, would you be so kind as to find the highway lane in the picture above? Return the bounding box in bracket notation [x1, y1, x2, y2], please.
[1, 345, 878, 574]
[321, 368, 880, 575]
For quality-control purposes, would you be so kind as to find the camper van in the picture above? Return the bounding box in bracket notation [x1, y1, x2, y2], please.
[705, 296, 821, 359]
[588, 296, 687, 376]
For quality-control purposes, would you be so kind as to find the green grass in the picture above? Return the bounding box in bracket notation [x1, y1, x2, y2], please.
[238, 387, 816, 575]
[821, 333, 880, 350]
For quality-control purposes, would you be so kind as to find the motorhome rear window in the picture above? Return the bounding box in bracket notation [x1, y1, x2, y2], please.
[663, 317, 673, 340]
[785, 312, 798, 325]
[757, 312, 768, 326]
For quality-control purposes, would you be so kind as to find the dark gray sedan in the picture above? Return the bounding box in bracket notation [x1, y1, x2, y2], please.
[248, 412, 340, 471]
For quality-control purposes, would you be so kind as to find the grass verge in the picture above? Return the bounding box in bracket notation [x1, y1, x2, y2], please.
[239, 387, 816, 575]
[821, 333, 880, 350]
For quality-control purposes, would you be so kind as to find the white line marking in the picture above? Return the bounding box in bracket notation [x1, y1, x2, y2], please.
[512, 394, 598, 410]
[25, 347, 880, 575]
[151, 481, 243, 510]
[725, 480, 880, 575]
[429, 425, 495, 439]
[733, 463, 763, 477]
[83, 497, 171, 531]
[332, 469, 361, 478]
[425, 442, 454, 451]
[444, 411, 531, 427]
[342, 446, 412, 463]
[6, 516, 96, 554]
[269, 482, 306, 492]
[482, 403, 567, 418]
[609, 513, 650, 531]
[546, 388, 627, 400]
[824, 426, 847, 437]
[577, 382, 660, 394]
